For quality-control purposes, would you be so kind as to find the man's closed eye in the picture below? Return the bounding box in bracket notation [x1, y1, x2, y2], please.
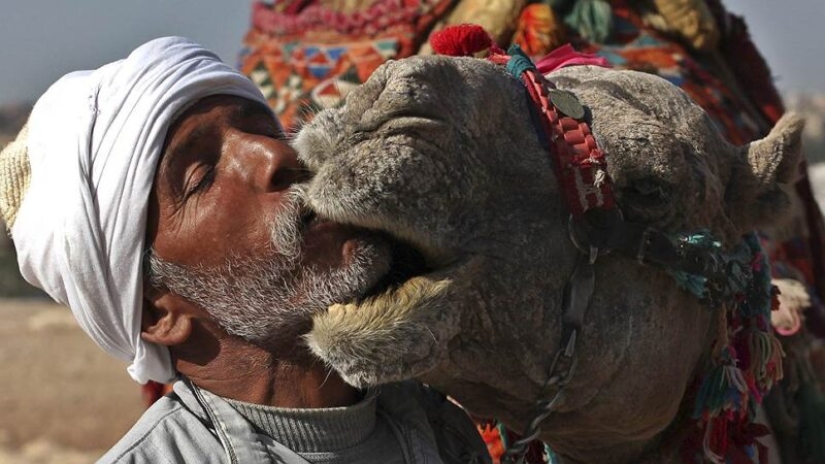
[184, 164, 216, 200]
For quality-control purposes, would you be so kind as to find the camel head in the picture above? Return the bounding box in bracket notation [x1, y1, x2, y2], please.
[294, 55, 803, 463]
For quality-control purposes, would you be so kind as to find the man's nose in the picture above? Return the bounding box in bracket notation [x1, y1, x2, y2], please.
[249, 138, 309, 192]
[266, 140, 307, 190]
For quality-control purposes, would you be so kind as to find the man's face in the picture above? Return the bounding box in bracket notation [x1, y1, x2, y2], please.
[146, 95, 391, 349]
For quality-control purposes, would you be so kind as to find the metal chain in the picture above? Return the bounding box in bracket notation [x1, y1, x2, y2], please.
[500, 351, 576, 464]
[500, 249, 597, 464]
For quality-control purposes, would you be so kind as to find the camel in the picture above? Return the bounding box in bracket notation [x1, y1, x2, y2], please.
[293, 55, 804, 463]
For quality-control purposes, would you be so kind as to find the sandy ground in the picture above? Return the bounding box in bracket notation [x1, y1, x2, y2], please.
[0, 299, 144, 463]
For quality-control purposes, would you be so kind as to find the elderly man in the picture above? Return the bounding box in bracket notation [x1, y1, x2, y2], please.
[0, 37, 489, 463]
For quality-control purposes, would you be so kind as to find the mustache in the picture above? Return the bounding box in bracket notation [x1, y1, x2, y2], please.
[268, 183, 312, 264]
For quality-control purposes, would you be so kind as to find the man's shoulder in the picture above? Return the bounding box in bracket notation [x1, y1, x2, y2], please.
[97, 391, 222, 464]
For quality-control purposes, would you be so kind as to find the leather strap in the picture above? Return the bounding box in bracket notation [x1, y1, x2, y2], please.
[492, 45, 615, 217]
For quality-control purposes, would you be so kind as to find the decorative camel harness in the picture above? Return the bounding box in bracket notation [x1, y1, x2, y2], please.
[431, 25, 782, 464]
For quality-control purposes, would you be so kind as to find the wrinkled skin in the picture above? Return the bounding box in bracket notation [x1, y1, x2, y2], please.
[293, 57, 803, 463]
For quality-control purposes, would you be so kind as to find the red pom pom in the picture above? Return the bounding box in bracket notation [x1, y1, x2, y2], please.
[430, 24, 492, 57]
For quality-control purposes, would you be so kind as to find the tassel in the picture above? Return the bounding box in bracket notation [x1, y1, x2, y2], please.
[694, 364, 724, 418]
[496, 421, 511, 451]
[743, 375, 762, 408]
[477, 421, 506, 463]
[545, 443, 560, 463]
[724, 363, 750, 413]
[693, 348, 749, 418]
[563, 0, 614, 43]
[651, 0, 720, 51]
[757, 439, 769, 464]
[430, 24, 493, 57]
[765, 330, 784, 384]
[703, 415, 728, 464]
[667, 269, 709, 300]
[743, 327, 784, 390]
[685, 233, 779, 463]
[513, 4, 567, 57]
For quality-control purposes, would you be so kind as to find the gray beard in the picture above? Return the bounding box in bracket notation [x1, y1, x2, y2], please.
[145, 184, 386, 346]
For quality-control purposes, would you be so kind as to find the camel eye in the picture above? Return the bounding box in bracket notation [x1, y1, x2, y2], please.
[618, 178, 672, 223]
[631, 178, 667, 199]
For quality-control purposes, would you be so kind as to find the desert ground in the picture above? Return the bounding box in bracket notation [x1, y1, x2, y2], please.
[0, 299, 143, 464]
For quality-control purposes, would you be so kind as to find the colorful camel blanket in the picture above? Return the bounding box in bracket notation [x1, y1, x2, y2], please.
[239, 0, 454, 129]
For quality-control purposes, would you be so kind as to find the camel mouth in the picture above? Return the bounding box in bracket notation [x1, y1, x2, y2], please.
[356, 235, 434, 303]
[309, 230, 459, 388]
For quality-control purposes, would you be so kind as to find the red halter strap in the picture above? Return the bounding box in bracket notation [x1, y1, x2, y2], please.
[490, 45, 615, 217]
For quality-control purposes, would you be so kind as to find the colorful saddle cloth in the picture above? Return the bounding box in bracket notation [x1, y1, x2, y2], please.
[239, 0, 454, 131]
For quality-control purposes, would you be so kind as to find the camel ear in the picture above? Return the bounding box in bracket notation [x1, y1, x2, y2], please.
[726, 113, 804, 232]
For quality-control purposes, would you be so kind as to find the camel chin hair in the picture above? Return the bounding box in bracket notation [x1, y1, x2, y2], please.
[306, 276, 453, 388]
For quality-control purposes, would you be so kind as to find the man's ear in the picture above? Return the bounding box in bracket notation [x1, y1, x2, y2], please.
[141, 285, 194, 347]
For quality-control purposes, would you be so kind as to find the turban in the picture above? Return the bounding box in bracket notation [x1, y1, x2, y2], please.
[0, 37, 269, 384]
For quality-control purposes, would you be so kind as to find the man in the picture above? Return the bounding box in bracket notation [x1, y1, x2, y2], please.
[0, 37, 489, 463]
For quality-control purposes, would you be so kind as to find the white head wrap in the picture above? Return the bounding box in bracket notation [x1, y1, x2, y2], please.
[11, 37, 269, 384]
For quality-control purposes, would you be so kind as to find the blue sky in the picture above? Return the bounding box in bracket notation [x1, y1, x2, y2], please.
[0, 0, 822, 106]
[0, 0, 250, 106]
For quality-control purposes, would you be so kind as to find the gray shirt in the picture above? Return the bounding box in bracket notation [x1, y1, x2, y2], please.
[224, 390, 406, 463]
[98, 379, 491, 464]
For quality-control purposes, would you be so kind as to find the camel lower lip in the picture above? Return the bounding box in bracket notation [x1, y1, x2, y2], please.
[356, 236, 431, 302]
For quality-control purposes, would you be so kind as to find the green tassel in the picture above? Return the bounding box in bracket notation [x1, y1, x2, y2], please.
[563, 0, 614, 43]
[798, 382, 825, 461]
[545, 443, 559, 463]
[496, 421, 510, 450]
[744, 327, 783, 391]
[694, 360, 726, 418]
